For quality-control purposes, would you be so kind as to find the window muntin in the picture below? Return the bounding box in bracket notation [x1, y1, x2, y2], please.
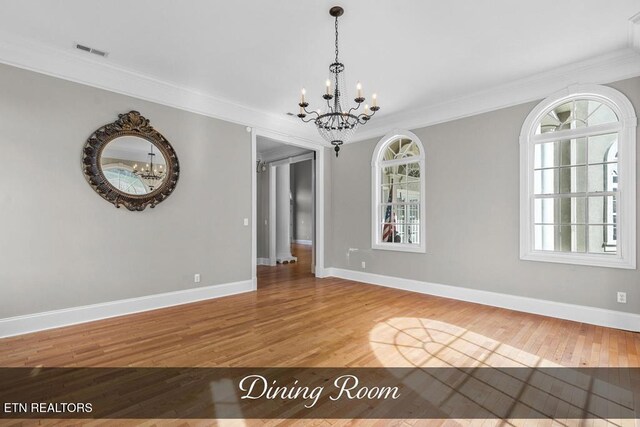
[383, 138, 421, 160]
[380, 164, 421, 244]
[521, 85, 636, 269]
[532, 112, 619, 254]
[372, 132, 426, 252]
[536, 99, 618, 134]
[103, 167, 148, 195]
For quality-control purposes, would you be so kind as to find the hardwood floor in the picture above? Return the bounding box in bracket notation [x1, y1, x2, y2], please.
[258, 243, 315, 288]
[0, 243, 637, 368]
[0, 243, 638, 424]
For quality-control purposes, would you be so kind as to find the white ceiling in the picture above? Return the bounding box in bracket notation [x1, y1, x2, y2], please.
[1, 1, 639, 144]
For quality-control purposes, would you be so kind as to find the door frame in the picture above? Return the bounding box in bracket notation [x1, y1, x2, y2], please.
[251, 128, 327, 289]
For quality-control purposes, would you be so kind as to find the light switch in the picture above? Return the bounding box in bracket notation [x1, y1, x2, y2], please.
[243, 218, 249, 226]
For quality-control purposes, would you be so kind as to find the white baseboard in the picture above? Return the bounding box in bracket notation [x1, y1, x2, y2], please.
[0, 280, 254, 338]
[315, 267, 331, 278]
[294, 240, 313, 245]
[256, 257, 271, 266]
[327, 268, 640, 332]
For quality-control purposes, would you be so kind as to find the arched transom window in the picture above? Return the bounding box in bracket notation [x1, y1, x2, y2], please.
[520, 85, 636, 269]
[372, 131, 426, 253]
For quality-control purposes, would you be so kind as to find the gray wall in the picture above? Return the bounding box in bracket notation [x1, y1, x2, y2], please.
[291, 160, 313, 242]
[0, 63, 252, 318]
[330, 76, 640, 313]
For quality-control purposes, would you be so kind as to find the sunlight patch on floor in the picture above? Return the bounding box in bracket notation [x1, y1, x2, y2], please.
[369, 317, 560, 368]
[368, 317, 635, 425]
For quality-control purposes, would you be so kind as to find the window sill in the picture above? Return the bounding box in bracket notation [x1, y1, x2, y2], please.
[520, 251, 636, 269]
[372, 242, 426, 253]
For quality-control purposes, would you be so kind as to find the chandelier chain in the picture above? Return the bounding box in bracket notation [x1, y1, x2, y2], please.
[334, 16, 339, 63]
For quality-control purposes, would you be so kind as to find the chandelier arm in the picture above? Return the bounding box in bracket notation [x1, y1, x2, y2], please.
[357, 108, 377, 124]
[302, 106, 320, 118]
[347, 103, 362, 116]
[300, 116, 318, 124]
[303, 107, 320, 123]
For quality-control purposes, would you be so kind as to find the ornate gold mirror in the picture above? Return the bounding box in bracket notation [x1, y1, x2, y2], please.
[82, 111, 179, 211]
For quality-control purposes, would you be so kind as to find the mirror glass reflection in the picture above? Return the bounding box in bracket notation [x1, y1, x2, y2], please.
[100, 136, 167, 195]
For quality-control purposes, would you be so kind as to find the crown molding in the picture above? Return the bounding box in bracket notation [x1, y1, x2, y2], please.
[0, 30, 321, 145]
[351, 47, 640, 143]
[1, 29, 639, 148]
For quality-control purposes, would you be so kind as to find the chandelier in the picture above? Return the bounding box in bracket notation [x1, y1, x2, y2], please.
[296, 6, 380, 157]
[133, 143, 165, 181]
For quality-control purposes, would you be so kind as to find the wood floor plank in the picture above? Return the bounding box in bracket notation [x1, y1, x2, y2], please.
[0, 245, 638, 425]
[3, 245, 636, 369]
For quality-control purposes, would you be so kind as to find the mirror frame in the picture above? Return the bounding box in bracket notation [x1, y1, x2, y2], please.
[82, 111, 179, 211]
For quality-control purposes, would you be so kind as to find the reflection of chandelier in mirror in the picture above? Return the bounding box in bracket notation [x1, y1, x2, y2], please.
[295, 6, 380, 157]
[133, 143, 165, 181]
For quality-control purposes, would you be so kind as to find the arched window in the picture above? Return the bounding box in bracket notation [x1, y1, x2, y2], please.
[520, 85, 636, 269]
[371, 130, 426, 252]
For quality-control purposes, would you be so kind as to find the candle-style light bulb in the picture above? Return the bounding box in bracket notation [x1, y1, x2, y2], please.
[364, 104, 370, 115]
[356, 82, 362, 98]
[372, 93, 378, 107]
[301, 88, 306, 104]
[133, 164, 137, 169]
[326, 79, 331, 95]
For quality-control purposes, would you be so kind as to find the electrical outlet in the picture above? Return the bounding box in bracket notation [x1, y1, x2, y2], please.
[361, 261, 366, 269]
[194, 273, 201, 283]
[617, 292, 627, 304]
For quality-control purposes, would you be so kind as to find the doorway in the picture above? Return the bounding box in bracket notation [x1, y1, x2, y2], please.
[268, 153, 315, 270]
[251, 131, 325, 288]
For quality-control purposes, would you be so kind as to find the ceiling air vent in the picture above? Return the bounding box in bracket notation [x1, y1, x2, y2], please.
[75, 43, 109, 57]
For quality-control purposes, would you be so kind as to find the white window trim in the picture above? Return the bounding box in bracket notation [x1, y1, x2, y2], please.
[519, 84, 637, 269]
[371, 129, 426, 253]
